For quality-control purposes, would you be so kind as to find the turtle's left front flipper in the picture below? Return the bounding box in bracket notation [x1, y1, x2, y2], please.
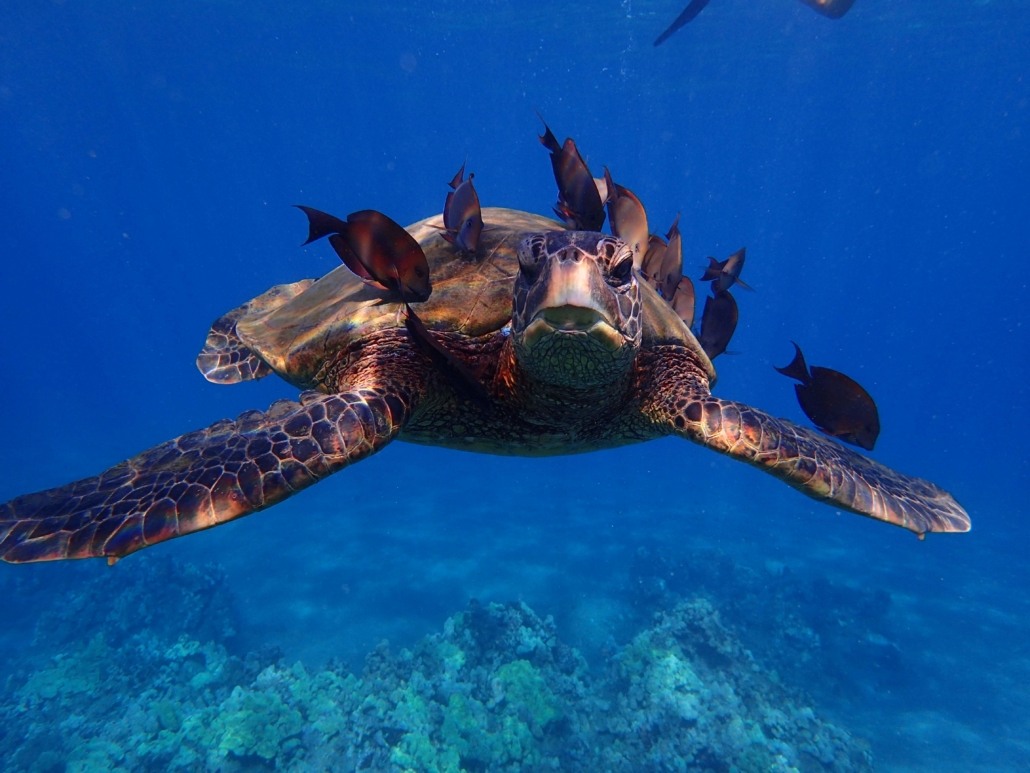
[644, 358, 969, 535]
[0, 390, 410, 563]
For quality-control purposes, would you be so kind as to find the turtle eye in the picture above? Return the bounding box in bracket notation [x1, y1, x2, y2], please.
[608, 254, 634, 286]
[517, 235, 546, 281]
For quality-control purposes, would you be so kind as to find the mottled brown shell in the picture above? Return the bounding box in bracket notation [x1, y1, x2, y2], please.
[208, 207, 714, 387]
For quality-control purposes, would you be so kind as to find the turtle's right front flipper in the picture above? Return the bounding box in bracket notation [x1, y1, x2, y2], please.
[640, 350, 969, 536]
[0, 390, 410, 564]
[665, 395, 970, 536]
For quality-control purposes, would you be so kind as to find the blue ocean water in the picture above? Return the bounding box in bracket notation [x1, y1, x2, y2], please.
[0, 1, 1027, 770]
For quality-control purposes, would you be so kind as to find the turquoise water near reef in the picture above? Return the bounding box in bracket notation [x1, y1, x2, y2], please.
[0, 1, 1027, 770]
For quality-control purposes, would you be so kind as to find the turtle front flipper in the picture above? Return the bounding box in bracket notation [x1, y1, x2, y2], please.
[678, 397, 968, 534]
[643, 354, 969, 535]
[0, 389, 409, 563]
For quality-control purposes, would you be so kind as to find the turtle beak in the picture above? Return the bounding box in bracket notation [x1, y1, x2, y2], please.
[522, 259, 625, 352]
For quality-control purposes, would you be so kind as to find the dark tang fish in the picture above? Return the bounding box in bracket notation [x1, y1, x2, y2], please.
[538, 121, 605, 231]
[656, 0, 855, 47]
[296, 205, 487, 403]
[639, 217, 683, 299]
[701, 247, 751, 293]
[698, 290, 737, 360]
[658, 216, 683, 301]
[603, 167, 648, 270]
[654, 0, 711, 46]
[641, 234, 667, 291]
[443, 162, 483, 254]
[296, 206, 431, 303]
[775, 342, 880, 450]
[671, 276, 695, 330]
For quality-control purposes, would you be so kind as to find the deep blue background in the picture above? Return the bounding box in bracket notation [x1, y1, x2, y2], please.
[1, 1, 1027, 769]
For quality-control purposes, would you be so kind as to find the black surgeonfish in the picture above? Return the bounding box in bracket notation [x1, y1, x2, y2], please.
[538, 121, 606, 231]
[641, 234, 667, 292]
[442, 163, 483, 254]
[296, 205, 488, 404]
[671, 276, 696, 330]
[296, 206, 431, 302]
[657, 216, 683, 301]
[654, 0, 711, 46]
[698, 290, 737, 360]
[775, 342, 880, 450]
[701, 247, 752, 293]
[603, 167, 648, 270]
[655, 0, 856, 46]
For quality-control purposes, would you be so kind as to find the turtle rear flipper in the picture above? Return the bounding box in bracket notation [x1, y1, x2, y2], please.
[673, 395, 969, 535]
[197, 280, 314, 384]
[0, 389, 408, 563]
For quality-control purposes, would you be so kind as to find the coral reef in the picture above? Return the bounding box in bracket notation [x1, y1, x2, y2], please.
[599, 599, 871, 772]
[0, 572, 872, 773]
[629, 545, 905, 702]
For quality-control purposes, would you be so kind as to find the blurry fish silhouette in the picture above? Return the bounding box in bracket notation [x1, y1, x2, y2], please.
[698, 290, 737, 360]
[296, 206, 431, 303]
[800, 0, 856, 19]
[538, 120, 606, 230]
[655, 0, 856, 46]
[775, 342, 880, 450]
[654, 0, 711, 46]
[442, 162, 484, 254]
[603, 167, 648, 270]
[701, 247, 752, 293]
[671, 276, 696, 329]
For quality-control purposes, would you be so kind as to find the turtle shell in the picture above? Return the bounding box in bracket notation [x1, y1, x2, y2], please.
[207, 207, 714, 388]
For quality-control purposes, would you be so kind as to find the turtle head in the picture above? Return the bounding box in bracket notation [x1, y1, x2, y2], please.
[511, 231, 642, 389]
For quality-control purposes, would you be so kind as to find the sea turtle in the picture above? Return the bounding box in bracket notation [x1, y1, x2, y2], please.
[0, 207, 969, 563]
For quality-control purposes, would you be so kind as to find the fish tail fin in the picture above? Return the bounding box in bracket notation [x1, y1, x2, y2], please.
[699, 256, 722, 282]
[774, 341, 811, 384]
[294, 204, 349, 245]
[536, 114, 562, 154]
